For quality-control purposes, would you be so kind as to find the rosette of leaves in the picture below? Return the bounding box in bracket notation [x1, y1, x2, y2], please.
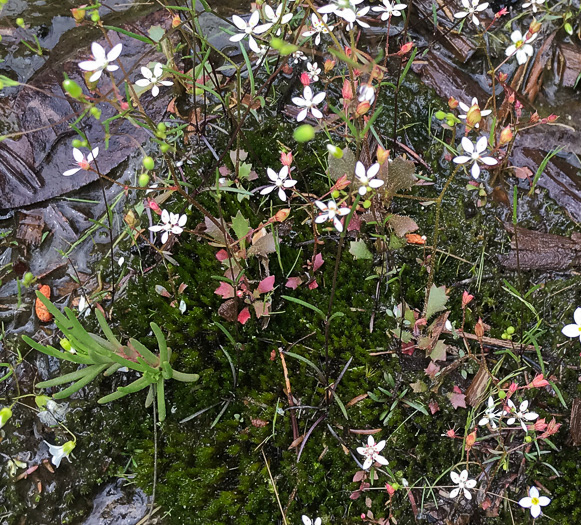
[22, 291, 199, 421]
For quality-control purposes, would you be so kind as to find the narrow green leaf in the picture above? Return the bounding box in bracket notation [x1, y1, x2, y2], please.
[281, 295, 325, 318]
[52, 363, 109, 399]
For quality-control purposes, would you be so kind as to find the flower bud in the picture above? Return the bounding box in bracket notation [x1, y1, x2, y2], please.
[294, 124, 315, 142]
[376, 145, 389, 165]
[62, 441, 76, 455]
[355, 100, 370, 117]
[527, 374, 549, 389]
[327, 144, 343, 158]
[300, 71, 310, 86]
[461, 290, 474, 308]
[324, 59, 335, 73]
[498, 72, 508, 82]
[465, 429, 477, 450]
[398, 41, 414, 55]
[547, 114, 558, 122]
[448, 96, 459, 109]
[274, 208, 290, 222]
[529, 19, 542, 34]
[341, 79, 353, 101]
[71, 7, 86, 23]
[0, 407, 12, 428]
[466, 103, 482, 128]
[474, 318, 485, 340]
[332, 174, 351, 190]
[62, 79, 83, 99]
[508, 382, 518, 395]
[529, 112, 539, 124]
[495, 7, 508, 19]
[172, 14, 181, 28]
[385, 483, 396, 496]
[280, 151, 293, 166]
[499, 126, 513, 145]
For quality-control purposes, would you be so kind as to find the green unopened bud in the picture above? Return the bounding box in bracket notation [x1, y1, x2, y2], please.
[363, 199, 371, 209]
[326, 144, 343, 158]
[16, 18, 25, 27]
[435, 110, 446, 120]
[72, 139, 83, 148]
[157, 123, 167, 133]
[81, 140, 88, 148]
[90, 11, 100, 22]
[142, 156, 155, 170]
[138, 174, 150, 187]
[331, 190, 340, 199]
[293, 124, 315, 143]
[160, 143, 170, 153]
[35, 395, 50, 408]
[498, 390, 506, 399]
[506, 326, 515, 335]
[22, 272, 35, 287]
[564, 22, 573, 36]
[0, 407, 12, 428]
[60, 338, 72, 352]
[62, 79, 83, 99]
[90, 107, 101, 119]
[524, 435, 532, 443]
[446, 118, 455, 127]
[62, 440, 76, 455]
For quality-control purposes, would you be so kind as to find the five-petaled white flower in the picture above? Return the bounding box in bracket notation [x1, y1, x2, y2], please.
[345, 6, 370, 31]
[229, 11, 272, 51]
[319, 0, 363, 23]
[292, 86, 326, 122]
[358, 84, 376, 104]
[522, 0, 545, 13]
[314, 199, 350, 232]
[453, 0, 489, 26]
[355, 161, 384, 195]
[372, 0, 407, 20]
[302, 13, 334, 46]
[504, 399, 539, 432]
[78, 42, 123, 83]
[290, 50, 308, 65]
[561, 307, 581, 342]
[135, 63, 173, 97]
[453, 136, 498, 179]
[478, 396, 502, 428]
[63, 147, 99, 176]
[306, 62, 321, 82]
[505, 30, 537, 65]
[458, 97, 492, 128]
[302, 517, 321, 525]
[149, 209, 187, 244]
[519, 486, 550, 518]
[44, 440, 76, 468]
[356, 435, 389, 470]
[260, 166, 297, 201]
[450, 470, 477, 499]
[264, 4, 293, 25]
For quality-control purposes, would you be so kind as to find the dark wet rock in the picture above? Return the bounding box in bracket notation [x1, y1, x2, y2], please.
[83, 480, 150, 525]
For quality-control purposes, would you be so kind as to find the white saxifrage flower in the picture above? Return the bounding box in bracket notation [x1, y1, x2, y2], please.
[478, 396, 502, 428]
[78, 42, 123, 83]
[453, 136, 498, 179]
[302, 517, 321, 525]
[450, 470, 477, 500]
[229, 11, 272, 51]
[453, 0, 489, 26]
[302, 13, 334, 46]
[561, 307, 581, 342]
[314, 199, 350, 232]
[264, 4, 293, 25]
[44, 440, 76, 468]
[505, 30, 537, 65]
[357, 435, 389, 470]
[306, 61, 321, 82]
[504, 399, 539, 431]
[63, 147, 99, 176]
[290, 50, 308, 65]
[522, 0, 545, 13]
[372, 0, 407, 20]
[260, 166, 297, 201]
[345, 6, 370, 31]
[149, 209, 187, 244]
[519, 486, 550, 518]
[355, 161, 384, 195]
[318, 0, 363, 23]
[358, 84, 376, 104]
[135, 62, 173, 97]
[292, 86, 326, 122]
[458, 97, 492, 128]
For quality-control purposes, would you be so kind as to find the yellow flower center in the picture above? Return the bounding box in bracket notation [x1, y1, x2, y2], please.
[515, 40, 524, 49]
[531, 497, 539, 506]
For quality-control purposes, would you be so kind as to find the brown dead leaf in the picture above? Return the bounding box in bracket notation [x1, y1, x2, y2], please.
[346, 393, 368, 407]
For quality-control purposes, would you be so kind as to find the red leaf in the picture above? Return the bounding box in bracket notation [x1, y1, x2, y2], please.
[453, 385, 463, 394]
[214, 281, 235, 299]
[216, 249, 229, 261]
[313, 253, 324, 272]
[347, 213, 361, 232]
[253, 301, 270, 318]
[308, 279, 318, 290]
[257, 275, 275, 294]
[447, 391, 467, 409]
[238, 307, 251, 325]
[401, 342, 414, 355]
[285, 277, 303, 289]
[424, 361, 440, 379]
[428, 400, 440, 415]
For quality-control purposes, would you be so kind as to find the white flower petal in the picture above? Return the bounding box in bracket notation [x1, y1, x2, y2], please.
[574, 307, 581, 326]
[562, 323, 581, 338]
[461, 136, 474, 154]
[519, 496, 532, 508]
[91, 42, 106, 61]
[449, 487, 460, 498]
[63, 168, 81, 176]
[531, 505, 541, 518]
[107, 43, 123, 62]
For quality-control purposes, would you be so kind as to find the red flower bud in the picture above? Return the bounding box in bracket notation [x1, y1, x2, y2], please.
[398, 42, 414, 55]
[300, 72, 310, 86]
[527, 374, 549, 389]
[499, 126, 513, 145]
[465, 429, 477, 451]
[498, 72, 508, 82]
[280, 151, 293, 166]
[448, 96, 459, 109]
[462, 290, 474, 308]
[547, 114, 558, 122]
[475, 318, 485, 340]
[385, 483, 396, 496]
[495, 7, 508, 19]
[355, 101, 370, 117]
[342, 79, 353, 101]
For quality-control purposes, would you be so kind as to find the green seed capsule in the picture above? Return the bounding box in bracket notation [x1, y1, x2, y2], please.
[435, 110, 446, 120]
[138, 174, 150, 187]
[62, 79, 83, 99]
[72, 139, 83, 149]
[293, 124, 315, 143]
[143, 156, 155, 170]
[160, 143, 170, 153]
[446, 118, 455, 127]
[90, 11, 100, 22]
[81, 140, 88, 148]
[157, 123, 167, 132]
[90, 107, 101, 119]
[331, 190, 340, 199]
[363, 199, 371, 209]
[16, 18, 25, 27]
[506, 326, 515, 335]
[524, 435, 532, 443]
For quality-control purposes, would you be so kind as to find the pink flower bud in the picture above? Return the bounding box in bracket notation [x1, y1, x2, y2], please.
[280, 151, 293, 166]
[398, 42, 414, 55]
[462, 290, 474, 308]
[527, 374, 549, 389]
[385, 483, 395, 496]
[342, 79, 353, 101]
[448, 96, 459, 109]
[499, 126, 513, 145]
[300, 72, 310, 86]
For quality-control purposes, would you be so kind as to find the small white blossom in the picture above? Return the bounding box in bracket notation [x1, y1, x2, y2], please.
[264, 4, 293, 25]
[522, 0, 545, 13]
[302, 517, 321, 525]
[260, 166, 297, 201]
[229, 11, 272, 51]
[504, 399, 539, 432]
[519, 486, 550, 518]
[355, 161, 384, 195]
[314, 199, 350, 232]
[453, 136, 498, 179]
[372, 0, 407, 20]
[290, 50, 308, 65]
[78, 42, 122, 83]
[561, 307, 581, 342]
[149, 209, 187, 244]
[345, 6, 370, 31]
[318, 0, 363, 23]
[450, 470, 477, 500]
[135, 62, 173, 97]
[302, 13, 334, 46]
[306, 61, 321, 82]
[63, 147, 99, 176]
[453, 0, 489, 26]
[505, 30, 537, 65]
[292, 86, 326, 122]
[458, 97, 492, 128]
[44, 440, 75, 468]
[358, 84, 375, 104]
[478, 396, 502, 428]
[356, 435, 389, 470]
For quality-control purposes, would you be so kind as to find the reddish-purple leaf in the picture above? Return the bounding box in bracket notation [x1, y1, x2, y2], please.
[429, 400, 440, 415]
[447, 391, 467, 409]
[424, 361, 440, 379]
[253, 301, 270, 318]
[308, 279, 318, 290]
[257, 275, 275, 294]
[155, 285, 171, 298]
[214, 281, 235, 299]
[285, 276, 303, 289]
[216, 249, 229, 261]
[238, 307, 251, 325]
[313, 253, 324, 272]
